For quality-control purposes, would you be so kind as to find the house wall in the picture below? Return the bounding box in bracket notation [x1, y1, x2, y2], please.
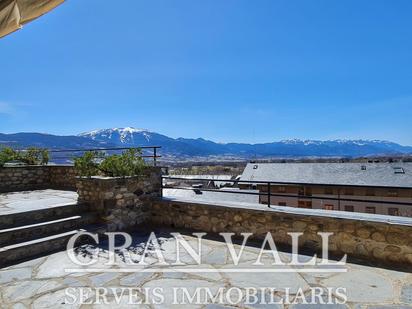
[253, 184, 412, 217]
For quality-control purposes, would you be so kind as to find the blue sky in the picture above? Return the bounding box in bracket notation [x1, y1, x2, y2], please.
[1, 0, 412, 145]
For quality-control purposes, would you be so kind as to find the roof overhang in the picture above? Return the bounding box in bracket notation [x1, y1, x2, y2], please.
[0, 0, 64, 38]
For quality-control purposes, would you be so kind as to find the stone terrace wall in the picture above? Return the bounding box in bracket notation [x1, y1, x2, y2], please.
[77, 167, 162, 231]
[0, 166, 49, 192]
[0, 165, 77, 193]
[49, 166, 77, 190]
[151, 199, 412, 267]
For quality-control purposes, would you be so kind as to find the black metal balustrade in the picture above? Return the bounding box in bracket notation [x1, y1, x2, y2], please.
[161, 175, 412, 210]
[20, 146, 162, 166]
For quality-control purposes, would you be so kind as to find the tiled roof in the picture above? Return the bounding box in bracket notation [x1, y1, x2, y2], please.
[240, 163, 412, 188]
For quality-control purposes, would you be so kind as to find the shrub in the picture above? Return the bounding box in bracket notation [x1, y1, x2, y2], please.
[74, 151, 100, 177]
[100, 148, 146, 177]
[19, 147, 50, 165]
[0, 147, 16, 167]
[74, 148, 147, 177]
[0, 147, 49, 167]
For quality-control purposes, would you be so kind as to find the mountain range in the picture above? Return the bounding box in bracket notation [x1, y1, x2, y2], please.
[1, 127, 412, 159]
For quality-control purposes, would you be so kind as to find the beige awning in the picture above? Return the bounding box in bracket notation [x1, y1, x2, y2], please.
[0, 0, 64, 38]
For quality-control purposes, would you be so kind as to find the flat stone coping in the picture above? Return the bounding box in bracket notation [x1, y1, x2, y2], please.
[0, 164, 74, 168]
[76, 175, 145, 181]
[163, 197, 412, 227]
[0, 189, 78, 215]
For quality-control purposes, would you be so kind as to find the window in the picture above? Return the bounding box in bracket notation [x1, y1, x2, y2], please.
[277, 186, 286, 193]
[344, 188, 354, 195]
[298, 201, 312, 209]
[365, 207, 376, 214]
[344, 205, 354, 212]
[324, 204, 334, 210]
[305, 187, 312, 196]
[278, 202, 287, 206]
[388, 208, 399, 216]
[387, 190, 398, 197]
[324, 187, 334, 195]
[365, 188, 375, 196]
[298, 187, 305, 196]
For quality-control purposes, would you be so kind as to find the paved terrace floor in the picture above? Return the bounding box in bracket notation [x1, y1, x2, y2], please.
[0, 190, 78, 215]
[0, 231, 411, 308]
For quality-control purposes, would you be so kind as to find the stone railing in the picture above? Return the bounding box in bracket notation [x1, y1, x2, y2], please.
[76, 167, 162, 231]
[151, 198, 412, 268]
[0, 165, 77, 193]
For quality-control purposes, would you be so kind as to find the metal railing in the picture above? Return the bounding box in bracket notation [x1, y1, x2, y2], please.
[46, 146, 161, 166]
[161, 176, 412, 209]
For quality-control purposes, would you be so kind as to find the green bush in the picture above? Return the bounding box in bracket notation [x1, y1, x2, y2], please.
[19, 147, 50, 165]
[100, 148, 146, 177]
[74, 151, 100, 177]
[0, 147, 49, 167]
[74, 148, 147, 177]
[0, 147, 16, 167]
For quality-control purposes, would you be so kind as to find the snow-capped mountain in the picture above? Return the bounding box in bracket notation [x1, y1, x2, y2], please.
[1, 127, 411, 158]
[77, 127, 412, 158]
[79, 127, 153, 144]
[79, 128, 207, 156]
